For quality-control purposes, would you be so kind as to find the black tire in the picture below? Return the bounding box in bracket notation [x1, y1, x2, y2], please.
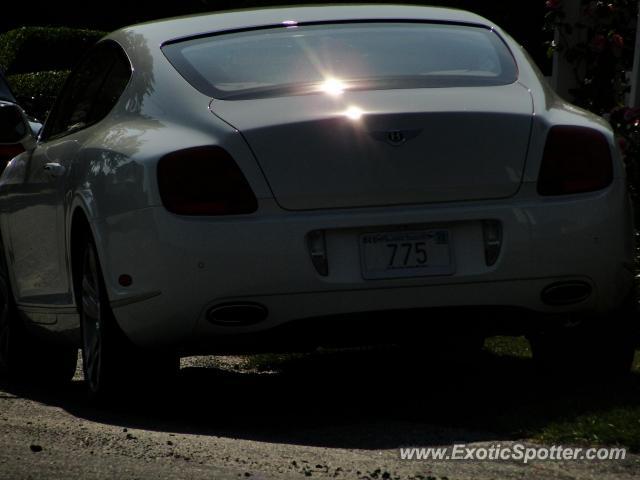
[0, 247, 77, 385]
[528, 302, 638, 379]
[79, 238, 178, 400]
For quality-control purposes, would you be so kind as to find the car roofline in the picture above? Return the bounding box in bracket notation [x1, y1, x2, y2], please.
[107, 4, 493, 46]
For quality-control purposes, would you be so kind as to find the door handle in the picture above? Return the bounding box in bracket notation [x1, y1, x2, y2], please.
[43, 162, 66, 177]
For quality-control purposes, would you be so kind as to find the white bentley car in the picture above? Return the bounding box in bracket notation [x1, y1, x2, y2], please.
[0, 5, 636, 397]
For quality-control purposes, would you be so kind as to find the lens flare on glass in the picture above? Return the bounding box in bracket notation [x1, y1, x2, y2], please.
[319, 78, 347, 96]
[343, 106, 364, 120]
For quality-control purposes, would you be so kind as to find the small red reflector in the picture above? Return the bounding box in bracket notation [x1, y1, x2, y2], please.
[118, 274, 133, 287]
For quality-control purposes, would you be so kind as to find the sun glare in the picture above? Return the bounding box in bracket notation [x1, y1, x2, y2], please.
[320, 78, 347, 96]
[343, 106, 364, 121]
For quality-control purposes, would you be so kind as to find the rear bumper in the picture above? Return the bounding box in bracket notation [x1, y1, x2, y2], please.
[93, 181, 635, 350]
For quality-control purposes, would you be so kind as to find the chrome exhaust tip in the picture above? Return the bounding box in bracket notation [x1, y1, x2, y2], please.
[541, 281, 592, 306]
[206, 303, 268, 326]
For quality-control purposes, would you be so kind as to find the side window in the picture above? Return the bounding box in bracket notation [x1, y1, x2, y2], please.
[42, 41, 131, 141]
[87, 49, 132, 124]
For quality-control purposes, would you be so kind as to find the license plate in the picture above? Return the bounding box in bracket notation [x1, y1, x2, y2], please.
[360, 229, 454, 279]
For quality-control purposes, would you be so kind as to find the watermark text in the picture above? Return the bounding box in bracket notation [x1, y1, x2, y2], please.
[399, 444, 626, 464]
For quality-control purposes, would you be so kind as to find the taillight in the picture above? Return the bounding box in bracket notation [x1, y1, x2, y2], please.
[537, 126, 613, 196]
[157, 146, 257, 216]
[0, 143, 25, 172]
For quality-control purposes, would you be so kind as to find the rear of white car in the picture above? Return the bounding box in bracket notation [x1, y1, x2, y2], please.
[91, 13, 634, 353]
[0, 6, 635, 399]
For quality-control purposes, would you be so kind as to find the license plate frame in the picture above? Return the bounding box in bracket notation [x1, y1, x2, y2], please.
[359, 229, 455, 280]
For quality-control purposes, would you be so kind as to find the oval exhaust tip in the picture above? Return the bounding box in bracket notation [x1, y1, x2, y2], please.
[207, 303, 268, 326]
[541, 281, 592, 306]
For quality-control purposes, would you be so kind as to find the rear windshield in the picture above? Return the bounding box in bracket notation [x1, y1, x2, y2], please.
[162, 22, 518, 100]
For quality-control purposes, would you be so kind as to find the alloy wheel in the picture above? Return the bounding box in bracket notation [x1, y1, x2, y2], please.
[0, 276, 10, 373]
[81, 244, 103, 394]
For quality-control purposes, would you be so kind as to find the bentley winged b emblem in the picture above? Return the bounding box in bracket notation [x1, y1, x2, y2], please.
[369, 129, 422, 147]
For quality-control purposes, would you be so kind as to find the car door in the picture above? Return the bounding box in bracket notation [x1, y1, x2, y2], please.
[7, 42, 123, 307]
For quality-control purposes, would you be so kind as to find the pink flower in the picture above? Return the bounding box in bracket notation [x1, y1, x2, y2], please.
[546, 0, 561, 10]
[623, 107, 640, 121]
[611, 33, 624, 49]
[617, 136, 628, 154]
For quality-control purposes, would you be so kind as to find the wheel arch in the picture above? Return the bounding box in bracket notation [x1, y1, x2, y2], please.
[68, 195, 104, 309]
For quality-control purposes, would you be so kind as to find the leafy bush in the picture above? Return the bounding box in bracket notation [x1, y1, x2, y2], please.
[8, 70, 68, 99]
[544, 0, 637, 115]
[7, 70, 69, 121]
[0, 27, 105, 75]
[544, 1, 640, 194]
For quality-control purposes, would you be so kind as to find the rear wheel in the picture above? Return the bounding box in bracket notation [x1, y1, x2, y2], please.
[80, 238, 178, 400]
[0, 248, 77, 385]
[528, 302, 638, 379]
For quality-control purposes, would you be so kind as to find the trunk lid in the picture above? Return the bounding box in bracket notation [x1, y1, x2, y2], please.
[210, 84, 533, 210]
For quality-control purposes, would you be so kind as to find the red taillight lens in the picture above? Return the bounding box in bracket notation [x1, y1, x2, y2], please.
[0, 143, 25, 173]
[537, 126, 613, 196]
[157, 146, 258, 216]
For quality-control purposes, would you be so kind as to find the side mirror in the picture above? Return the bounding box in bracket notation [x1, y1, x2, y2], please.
[29, 121, 43, 139]
[0, 102, 29, 144]
[0, 103, 38, 172]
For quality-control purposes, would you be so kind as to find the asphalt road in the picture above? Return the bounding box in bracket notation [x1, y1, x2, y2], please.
[1, 349, 639, 480]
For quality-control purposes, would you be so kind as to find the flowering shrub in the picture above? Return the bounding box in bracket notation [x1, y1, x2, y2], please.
[544, 0, 637, 113]
[544, 0, 640, 188]
[610, 106, 640, 189]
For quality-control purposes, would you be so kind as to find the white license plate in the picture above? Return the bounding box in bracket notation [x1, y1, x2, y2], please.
[360, 229, 454, 279]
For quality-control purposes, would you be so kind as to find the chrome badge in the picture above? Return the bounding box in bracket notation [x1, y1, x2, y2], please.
[370, 129, 421, 147]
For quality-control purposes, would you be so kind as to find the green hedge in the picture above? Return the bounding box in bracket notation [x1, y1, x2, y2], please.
[8, 70, 69, 98]
[7, 70, 69, 121]
[0, 26, 105, 75]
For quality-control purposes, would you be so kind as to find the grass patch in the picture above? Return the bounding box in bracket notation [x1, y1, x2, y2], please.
[243, 352, 310, 372]
[537, 406, 640, 451]
[484, 336, 640, 372]
[239, 338, 640, 452]
[484, 335, 532, 358]
[482, 336, 640, 452]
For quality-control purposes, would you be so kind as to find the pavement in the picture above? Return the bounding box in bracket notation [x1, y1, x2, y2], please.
[0, 349, 639, 480]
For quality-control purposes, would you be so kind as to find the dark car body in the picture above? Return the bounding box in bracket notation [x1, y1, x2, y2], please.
[0, 70, 39, 171]
[0, 70, 16, 103]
